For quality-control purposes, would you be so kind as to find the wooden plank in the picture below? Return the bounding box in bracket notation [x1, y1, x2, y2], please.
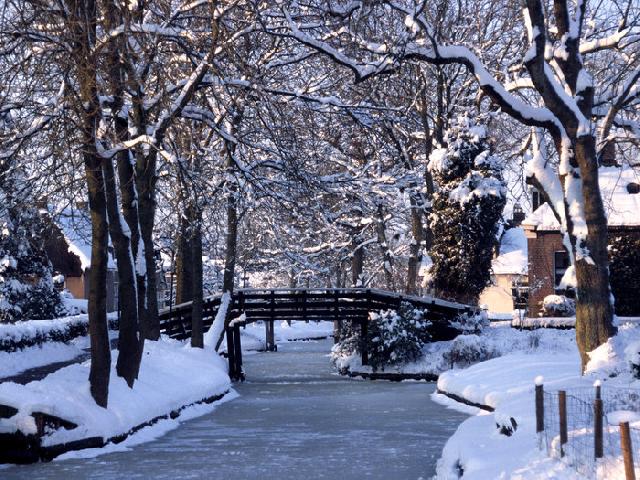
[620, 422, 636, 480]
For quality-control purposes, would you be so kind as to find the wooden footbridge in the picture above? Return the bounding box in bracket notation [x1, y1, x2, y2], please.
[158, 288, 475, 381]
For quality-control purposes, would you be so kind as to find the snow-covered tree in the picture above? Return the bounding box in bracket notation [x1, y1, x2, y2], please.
[427, 117, 506, 304]
[0, 183, 63, 323]
[274, 0, 640, 369]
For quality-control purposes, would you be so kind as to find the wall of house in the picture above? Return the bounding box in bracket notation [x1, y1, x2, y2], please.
[479, 274, 515, 314]
[527, 231, 564, 316]
[65, 276, 85, 300]
[82, 268, 119, 312]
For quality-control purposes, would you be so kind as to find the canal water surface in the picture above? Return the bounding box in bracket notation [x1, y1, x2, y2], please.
[3, 339, 468, 479]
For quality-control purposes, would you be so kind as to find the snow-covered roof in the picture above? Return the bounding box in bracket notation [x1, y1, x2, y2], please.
[522, 203, 561, 230]
[600, 166, 640, 226]
[491, 227, 528, 275]
[55, 209, 116, 270]
[523, 166, 640, 231]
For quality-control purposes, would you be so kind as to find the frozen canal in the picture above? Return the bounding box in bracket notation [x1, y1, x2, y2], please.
[3, 338, 468, 479]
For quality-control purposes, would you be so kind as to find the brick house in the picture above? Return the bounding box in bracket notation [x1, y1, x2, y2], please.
[479, 224, 529, 314]
[523, 167, 640, 316]
[43, 207, 119, 312]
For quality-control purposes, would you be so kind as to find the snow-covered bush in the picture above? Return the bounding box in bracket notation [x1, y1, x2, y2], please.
[449, 310, 489, 333]
[366, 302, 432, 371]
[428, 116, 507, 304]
[541, 294, 575, 317]
[625, 340, 640, 379]
[442, 334, 498, 368]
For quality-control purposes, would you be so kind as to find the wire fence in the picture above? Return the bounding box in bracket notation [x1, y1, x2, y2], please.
[540, 385, 640, 479]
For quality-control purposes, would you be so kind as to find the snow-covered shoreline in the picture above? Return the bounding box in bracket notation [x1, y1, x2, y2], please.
[433, 322, 640, 479]
[0, 337, 232, 463]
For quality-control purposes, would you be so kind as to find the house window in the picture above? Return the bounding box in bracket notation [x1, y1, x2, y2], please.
[511, 279, 529, 309]
[531, 188, 541, 211]
[554, 250, 570, 291]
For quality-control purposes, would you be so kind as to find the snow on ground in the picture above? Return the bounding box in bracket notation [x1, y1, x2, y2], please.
[272, 320, 334, 341]
[0, 337, 231, 449]
[512, 315, 640, 328]
[0, 342, 84, 378]
[334, 323, 576, 377]
[434, 323, 640, 479]
[220, 320, 335, 353]
[0, 312, 118, 352]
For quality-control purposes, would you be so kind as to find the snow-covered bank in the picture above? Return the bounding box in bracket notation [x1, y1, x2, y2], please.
[512, 316, 640, 329]
[0, 337, 231, 462]
[0, 312, 118, 353]
[333, 323, 576, 380]
[434, 323, 640, 479]
[0, 342, 84, 379]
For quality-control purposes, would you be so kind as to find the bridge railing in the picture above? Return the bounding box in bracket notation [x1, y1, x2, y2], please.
[158, 288, 476, 342]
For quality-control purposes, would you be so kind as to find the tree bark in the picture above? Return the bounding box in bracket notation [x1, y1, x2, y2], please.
[573, 136, 617, 367]
[351, 235, 364, 287]
[191, 205, 204, 348]
[136, 154, 161, 339]
[375, 204, 394, 290]
[406, 195, 424, 294]
[223, 191, 238, 293]
[175, 214, 194, 304]
[85, 149, 111, 408]
[103, 158, 141, 386]
[67, 0, 111, 407]
[101, 11, 143, 381]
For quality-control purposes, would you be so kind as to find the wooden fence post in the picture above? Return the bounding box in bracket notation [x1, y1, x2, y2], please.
[559, 390, 567, 457]
[620, 421, 636, 480]
[535, 378, 544, 435]
[594, 381, 604, 459]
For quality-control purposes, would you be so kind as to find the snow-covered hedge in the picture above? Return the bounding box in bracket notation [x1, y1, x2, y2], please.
[541, 294, 575, 317]
[442, 334, 499, 368]
[0, 314, 118, 353]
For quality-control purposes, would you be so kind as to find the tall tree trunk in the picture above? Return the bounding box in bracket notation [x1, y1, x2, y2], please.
[191, 205, 204, 348]
[406, 195, 424, 294]
[69, 0, 110, 407]
[375, 204, 394, 290]
[351, 235, 364, 287]
[573, 136, 617, 368]
[85, 149, 111, 408]
[175, 214, 194, 304]
[222, 103, 244, 294]
[136, 153, 160, 339]
[223, 191, 238, 293]
[103, 158, 141, 386]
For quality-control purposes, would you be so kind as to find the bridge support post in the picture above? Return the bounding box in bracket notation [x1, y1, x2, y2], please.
[226, 325, 237, 380]
[333, 320, 341, 344]
[265, 321, 276, 352]
[233, 324, 243, 381]
[361, 320, 369, 366]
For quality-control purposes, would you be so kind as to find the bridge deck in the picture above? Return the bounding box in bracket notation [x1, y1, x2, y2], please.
[158, 288, 476, 381]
